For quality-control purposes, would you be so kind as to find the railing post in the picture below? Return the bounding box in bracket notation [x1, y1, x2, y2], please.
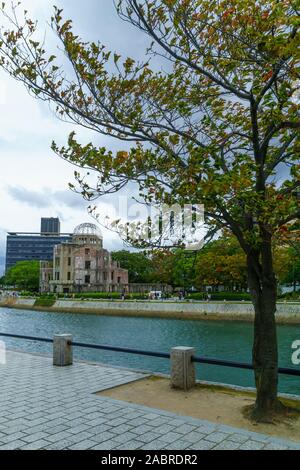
[53, 334, 73, 366]
[170, 346, 196, 390]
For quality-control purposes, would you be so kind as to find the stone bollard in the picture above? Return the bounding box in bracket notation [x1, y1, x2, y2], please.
[53, 334, 73, 366]
[170, 346, 196, 390]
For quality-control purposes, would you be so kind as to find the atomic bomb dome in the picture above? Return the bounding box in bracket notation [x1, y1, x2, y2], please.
[40, 219, 167, 296]
[73, 223, 103, 239]
[72, 222, 103, 247]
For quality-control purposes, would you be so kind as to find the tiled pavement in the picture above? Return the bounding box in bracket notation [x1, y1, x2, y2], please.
[0, 350, 299, 450]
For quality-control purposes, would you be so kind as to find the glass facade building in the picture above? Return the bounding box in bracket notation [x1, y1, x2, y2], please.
[5, 225, 72, 272]
[41, 218, 61, 234]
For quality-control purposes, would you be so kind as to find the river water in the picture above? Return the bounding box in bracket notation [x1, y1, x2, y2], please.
[0, 307, 299, 395]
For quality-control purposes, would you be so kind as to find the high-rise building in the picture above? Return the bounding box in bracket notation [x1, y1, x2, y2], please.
[5, 218, 72, 272]
[41, 218, 60, 234]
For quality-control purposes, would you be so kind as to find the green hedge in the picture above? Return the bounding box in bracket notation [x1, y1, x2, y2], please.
[72, 292, 150, 300]
[39, 292, 150, 300]
[128, 293, 148, 300]
[20, 291, 42, 297]
[186, 292, 205, 300]
[20, 291, 34, 297]
[34, 298, 56, 307]
[73, 292, 122, 300]
[187, 292, 251, 301]
[278, 291, 300, 301]
[211, 292, 251, 301]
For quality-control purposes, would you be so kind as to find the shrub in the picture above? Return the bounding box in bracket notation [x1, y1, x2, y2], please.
[211, 292, 251, 301]
[186, 292, 251, 301]
[186, 292, 204, 300]
[34, 298, 56, 307]
[128, 293, 148, 300]
[20, 291, 33, 297]
[73, 292, 121, 300]
[278, 291, 300, 301]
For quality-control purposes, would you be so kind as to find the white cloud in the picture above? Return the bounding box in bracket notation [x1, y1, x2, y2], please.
[0, 0, 144, 274]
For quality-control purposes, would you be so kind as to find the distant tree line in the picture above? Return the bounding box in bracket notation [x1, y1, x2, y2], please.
[113, 234, 299, 292]
[0, 234, 298, 294]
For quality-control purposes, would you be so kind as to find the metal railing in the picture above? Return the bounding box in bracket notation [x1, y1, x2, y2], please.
[0, 332, 53, 344]
[0, 331, 299, 377]
[192, 356, 300, 376]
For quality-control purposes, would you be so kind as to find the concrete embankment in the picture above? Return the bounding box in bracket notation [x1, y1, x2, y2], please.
[0, 297, 300, 324]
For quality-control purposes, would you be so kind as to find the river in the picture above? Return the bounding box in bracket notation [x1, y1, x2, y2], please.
[0, 307, 299, 395]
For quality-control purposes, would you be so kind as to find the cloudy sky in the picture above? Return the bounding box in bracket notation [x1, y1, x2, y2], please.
[0, 0, 150, 274]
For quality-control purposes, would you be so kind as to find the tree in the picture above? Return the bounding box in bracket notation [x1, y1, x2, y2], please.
[193, 235, 294, 291]
[281, 247, 300, 291]
[0, 0, 299, 420]
[274, 221, 300, 291]
[4, 261, 40, 292]
[169, 249, 197, 289]
[112, 250, 154, 282]
[149, 249, 175, 285]
[194, 236, 248, 290]
[149, 248, 196, 287]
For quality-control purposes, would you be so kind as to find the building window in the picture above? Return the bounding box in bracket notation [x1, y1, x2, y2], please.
[103, 272, 107, 281]
[117, 277, 121, 284]
[85, 275, 90, 284]
[68, 257, 71, 266]
[85, 248, 90, 255]
[85, 261, 91, 270]
[111, 272, 114, 281]
[67, 272, 71, 281]
[55, 272, 60, 281]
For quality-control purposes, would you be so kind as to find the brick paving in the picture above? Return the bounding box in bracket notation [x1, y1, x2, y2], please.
[0, 350, 299, 450]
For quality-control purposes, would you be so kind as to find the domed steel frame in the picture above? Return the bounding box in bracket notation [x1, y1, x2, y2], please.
[73, 222, 103, 239]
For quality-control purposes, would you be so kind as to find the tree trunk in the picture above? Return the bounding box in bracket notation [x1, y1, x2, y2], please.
[247, 241, 281, 420]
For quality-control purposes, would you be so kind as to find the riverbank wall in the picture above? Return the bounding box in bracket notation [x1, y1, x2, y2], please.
[1, 297, 300, 323]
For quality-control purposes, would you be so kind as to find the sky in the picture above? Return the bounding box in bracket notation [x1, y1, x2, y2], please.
[0, 0, 150, 274]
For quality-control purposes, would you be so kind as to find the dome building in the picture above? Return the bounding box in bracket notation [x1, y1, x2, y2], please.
[40, 223, 128, 294]
[73, 223, 103, 247]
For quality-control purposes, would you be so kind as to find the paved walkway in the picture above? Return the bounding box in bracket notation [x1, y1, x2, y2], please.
[0, 350, 299, 450]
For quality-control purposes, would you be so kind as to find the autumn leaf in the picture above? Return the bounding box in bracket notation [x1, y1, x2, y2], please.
[263, 70, 273, 81]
